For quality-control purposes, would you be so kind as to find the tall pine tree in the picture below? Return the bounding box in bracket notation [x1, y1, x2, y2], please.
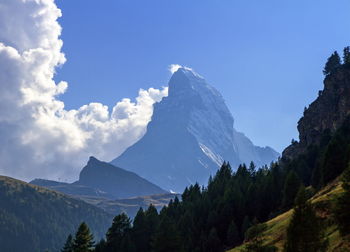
[323, 51, 341, 75]
[152, 216, 183, 252]
[72, 223, 94, 252]
[282, 170, 301, 209]
[241, 216, 252, 240]
[243, 222, 276, 252]
[204, 228, 223, 252]
[132, 208, 149, 252]
[343, 46, 350, 65]
[284, 187, 327, 252]
[226, 220, 240, 247]
[61, 234, 73, 252]
[333, 164, 350, 235]
[105, 213, 133, 252]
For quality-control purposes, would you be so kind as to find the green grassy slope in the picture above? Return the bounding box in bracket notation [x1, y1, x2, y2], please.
[0, 175, 113, 252]
[228, 180, 350, 252]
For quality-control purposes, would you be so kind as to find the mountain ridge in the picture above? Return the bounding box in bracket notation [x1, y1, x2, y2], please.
[31, 156, 167, 200]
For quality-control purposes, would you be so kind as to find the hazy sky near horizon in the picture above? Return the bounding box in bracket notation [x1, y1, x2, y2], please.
[55, 0, 350, 152]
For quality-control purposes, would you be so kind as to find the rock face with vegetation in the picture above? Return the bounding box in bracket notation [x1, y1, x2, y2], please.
[284, 50, 350, 159]
[280, 49, 350, 190]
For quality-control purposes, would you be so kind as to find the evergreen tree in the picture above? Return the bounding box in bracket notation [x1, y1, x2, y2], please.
[204, 228, 223, 252]
[61, 234, 73, 252]
[243, 223, 276, 252]
[284, 187, 328, 252]
[343, 46, 350, 65]
[249, 161, 256, 176]
[282, 170, 301, 209]
[72, 222, 94, 252]
[241, 216, 252, 240]
[323, 51, 341, 75]
[178, 208, 199, 251]
[144, 204, 160, 251]
[132, 208, 149, 251]
[321, 129, 350, 185]
[152, 216, 183, 252]
[144, 204, 159, 230]
[226, 220, 240, 247]
[333, 165, 350, 235]
[119, 234, 136, 252]
[105, 213, 132, 252]
[94, 239, 106, 252]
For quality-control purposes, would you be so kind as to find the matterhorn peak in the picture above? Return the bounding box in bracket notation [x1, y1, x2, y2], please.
[168, 65, 221, 104]
[112, 68, 279, 191]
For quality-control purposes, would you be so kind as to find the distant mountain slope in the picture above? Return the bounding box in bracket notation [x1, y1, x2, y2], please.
[31, 157, 167, 199]
[30, 178, 113, 198]
[112, 67, 279, 192]
[77, 156, 167, 198]
[78, 193, 179, 218]
[0, 175, 112, 252]
[233, 131, 279, 168]
[31, 179, 176, 218]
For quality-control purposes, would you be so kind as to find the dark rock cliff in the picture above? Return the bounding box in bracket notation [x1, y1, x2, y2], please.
[283, 67, 350, 159]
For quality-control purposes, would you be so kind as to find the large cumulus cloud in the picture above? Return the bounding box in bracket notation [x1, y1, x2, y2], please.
[0, 0, 168, 181]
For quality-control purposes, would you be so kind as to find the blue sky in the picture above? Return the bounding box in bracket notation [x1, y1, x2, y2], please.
[55, 0, 350, 152]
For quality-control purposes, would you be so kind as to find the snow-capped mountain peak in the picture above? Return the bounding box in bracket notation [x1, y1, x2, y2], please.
[111, 67, 279, 191]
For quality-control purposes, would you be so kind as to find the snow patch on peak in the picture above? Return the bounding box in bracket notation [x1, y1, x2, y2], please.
[169, 64, 190, 73]
[168, 64, 203, 79]
[199, 143, 224, 167]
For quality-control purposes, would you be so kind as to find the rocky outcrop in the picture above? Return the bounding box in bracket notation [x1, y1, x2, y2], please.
[283, 67, 350, 159]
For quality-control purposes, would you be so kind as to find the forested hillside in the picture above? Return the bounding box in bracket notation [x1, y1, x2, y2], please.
[0, 176, 112, 252]
[229, 177, 350, 251]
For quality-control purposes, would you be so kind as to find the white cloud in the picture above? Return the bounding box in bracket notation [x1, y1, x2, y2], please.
[0, 0, 168, 182]
[168, 64, 204, 79]
[169, 64, 183, 74]
[169, 64, 195, 74]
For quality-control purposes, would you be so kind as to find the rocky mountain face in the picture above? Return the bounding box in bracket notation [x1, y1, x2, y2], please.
[283, 67, 350, 159]
[112, 68, 279, 192]
[77, 156, 167, 198]
[31, 156, 166, 199]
